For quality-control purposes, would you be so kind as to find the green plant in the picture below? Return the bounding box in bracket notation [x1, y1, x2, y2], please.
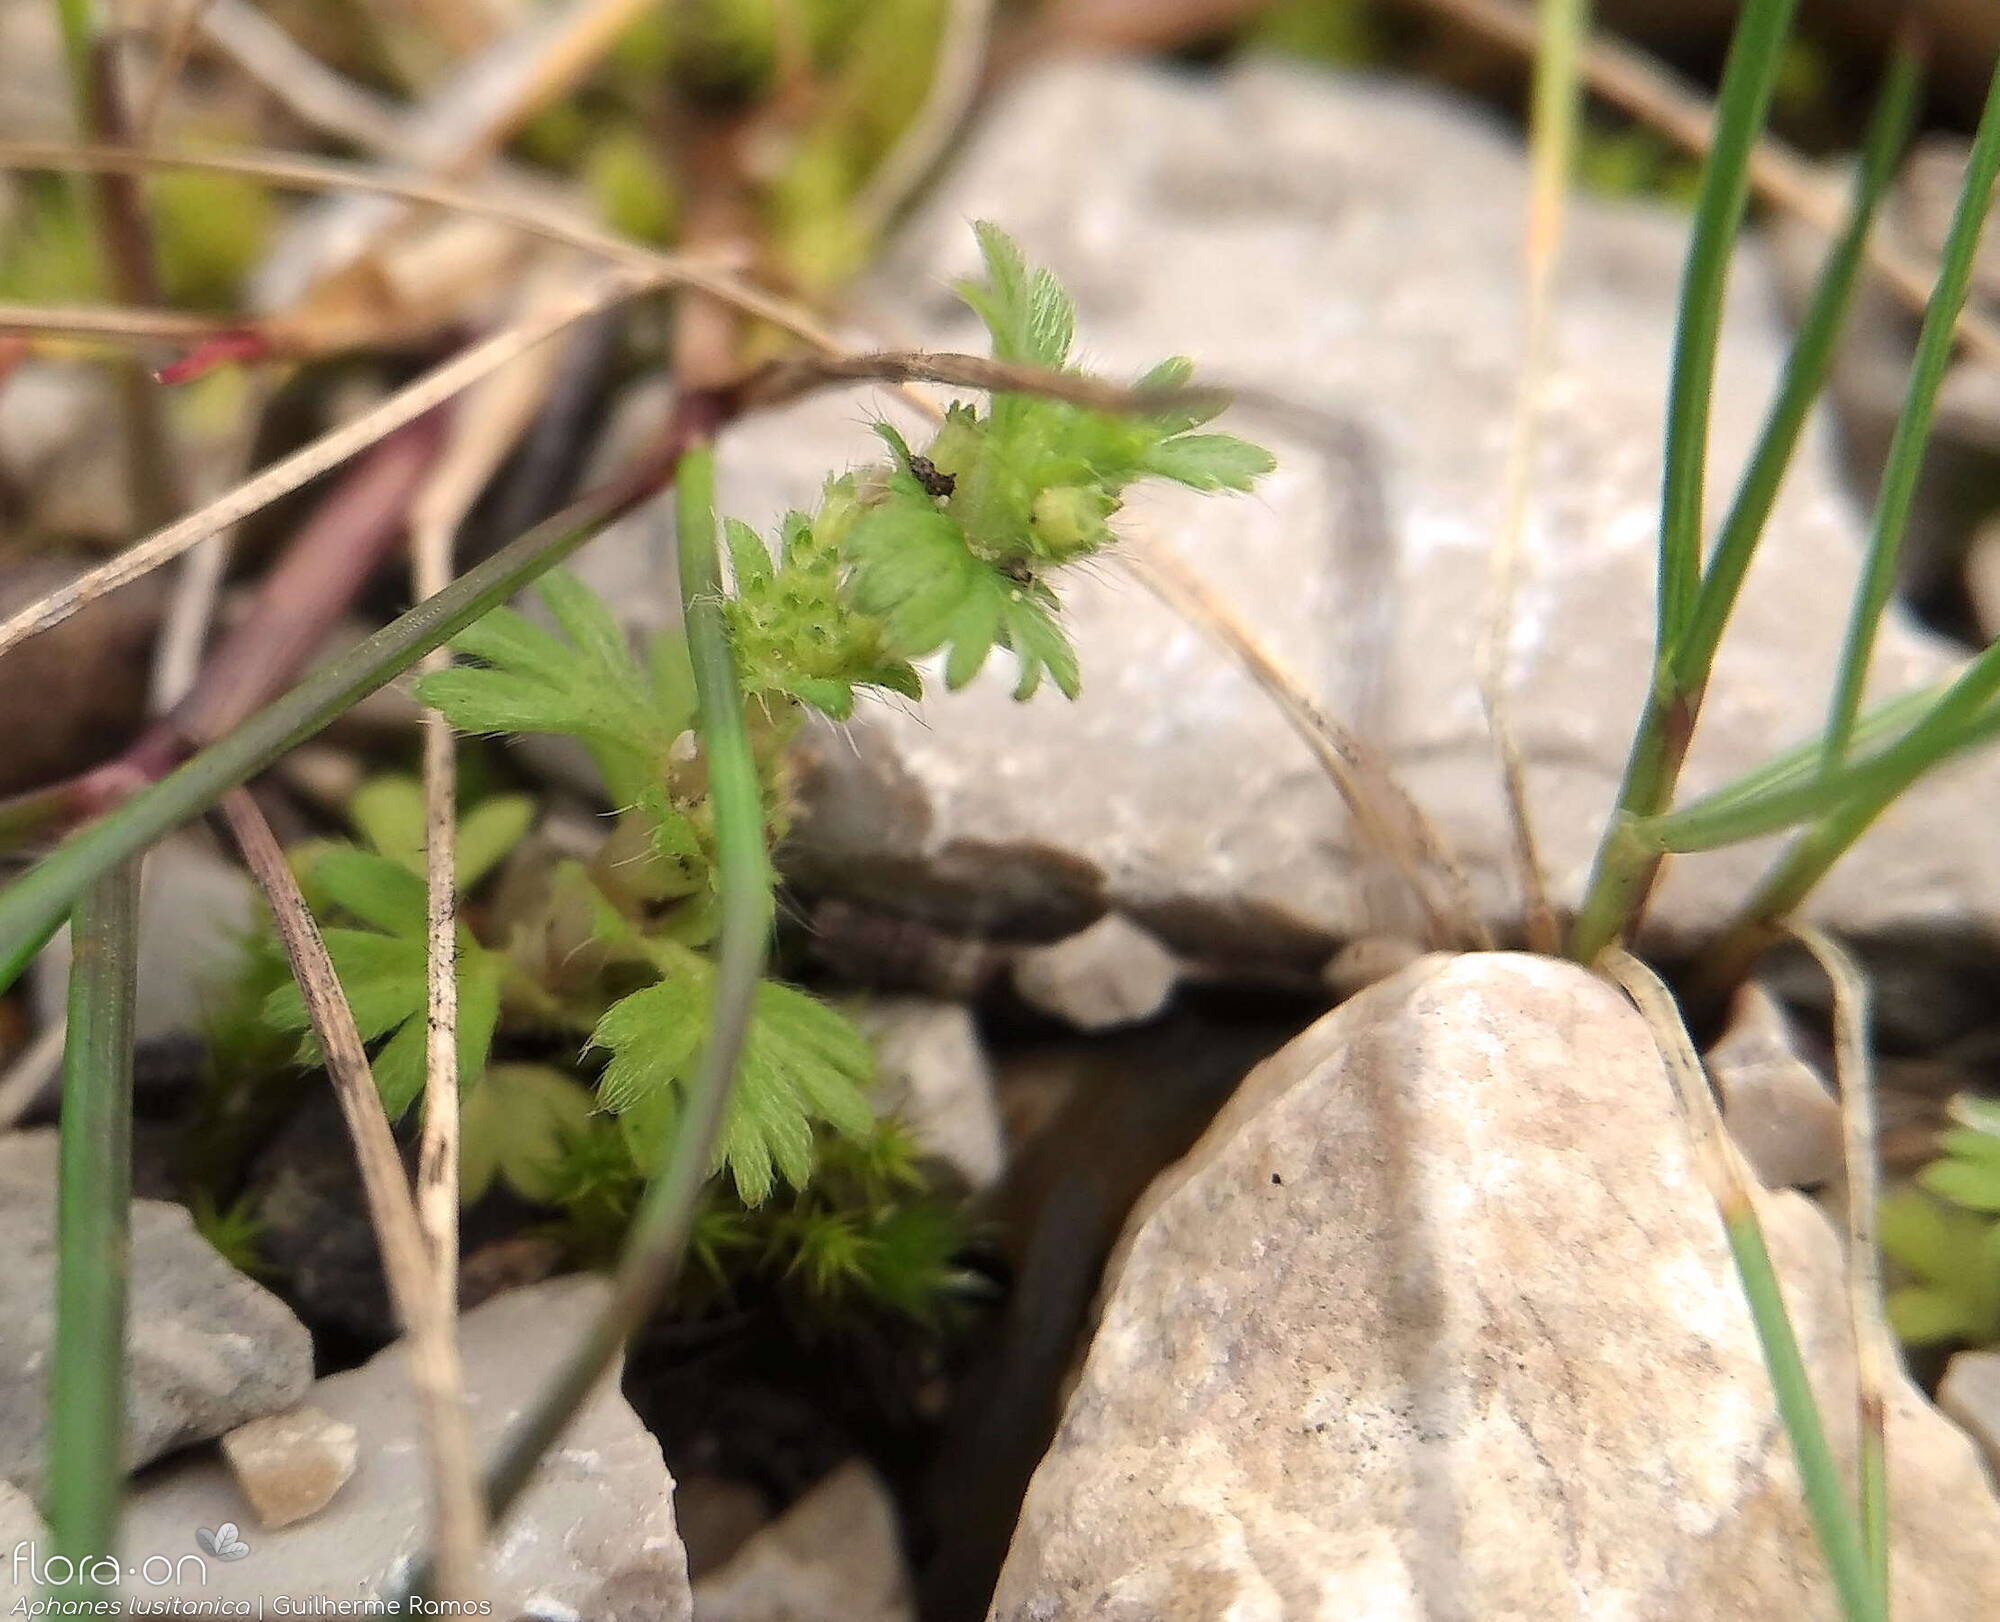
[402, 224, 1268, 1208]
[186, 1188, 272, 1279]
[1569, 28, 2000, 979]
[1880, 1097, 2000, 1347]
[545, 1113, 979, 1328]
[0, 147, 1265, 1583]
[220, 224, 1270, 1227]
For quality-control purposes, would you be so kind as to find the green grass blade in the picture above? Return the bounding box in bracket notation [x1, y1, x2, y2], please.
[0, 455, 680, 996]
[1676, 44, 1921, 697]
[46, 863, 139, 1603]
[1699, 542, 2000, 987]
[1566, 0, 1814, 961]
[1822, 59, 2000, 766]
[1647, 685, 2000, 852]
[1791, 926, 1891, 1610]
[455, 439, 771, 1545]
[1603, 949, 1881, 1622]
[1722, 1209, 1884, 1622]
[1653, 0, 1801, 652]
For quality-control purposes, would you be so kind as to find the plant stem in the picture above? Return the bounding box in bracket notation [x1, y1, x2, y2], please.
[1566, 38, 1917, 961]
[46, 863, 139, 1603]
[0, 426, 701, 995]
[221, 788, 487, 1608]
[465, 429, 766, 1541]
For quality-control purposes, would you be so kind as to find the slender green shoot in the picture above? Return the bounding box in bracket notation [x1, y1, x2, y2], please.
[1649, 685, 2000, 854]
[1567, 39, 1917, 962]
[0, 446, 690, 995]
[1601, 948, 1881, 1622]
[454, 441, 771, 1545]
[1676, 44, 1920, 702]
[46, 865, 139, 1604]
[1822, 59, 2000, 767]
[1651, 0, 1800, 652]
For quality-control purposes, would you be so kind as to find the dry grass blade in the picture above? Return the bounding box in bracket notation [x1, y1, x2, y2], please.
[403, 307, 568, 1586]
[1791, 924, 1893, 1604]
[0, 268, 658, 665]
[850, 0, 996, 239]
[1475, 0, 1583, 957]
[0, 139, 859, 355]
[1404, 0, 2000, 371]
[1122, 527, 1490, 951]
[135, 0, 219, 138]
[152, 373, 274, 711]
[733, 346, 1232, 418]
[195, 0, 417, 154]
[0, 303, 227, 344]
[0, 1020, 64, 1133]
[220, 789, 486, 1605]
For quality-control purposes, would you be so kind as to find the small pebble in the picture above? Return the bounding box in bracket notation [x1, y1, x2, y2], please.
[219, 1407, 358, 1530]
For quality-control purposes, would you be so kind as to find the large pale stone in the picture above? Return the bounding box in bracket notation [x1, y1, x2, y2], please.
[0, 1130, 312, 1489]
[690, 59, 2000, 964]
[990, 954, 2000, 1621]
[120, 1276, 692, 1619]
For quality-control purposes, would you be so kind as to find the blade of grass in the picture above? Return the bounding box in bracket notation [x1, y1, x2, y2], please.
[45, 863, 139, 1606]
[1652, 0, 1799, 652]
[1648, 686, 2000, 854]
[1790, 926, 1891, 1607]
[0, 420, 702, 995]
[1599, 947, 1882, 1622]
[1477, 0, 1588, 955]
[1822, 59, 2000, 768]
[1689, 57, 2000, 993]
[0, 303, 231, 344]
[436, 431, 766, 1567]
[1567, 41, 1919, 961]
[195, 0, 405, 153]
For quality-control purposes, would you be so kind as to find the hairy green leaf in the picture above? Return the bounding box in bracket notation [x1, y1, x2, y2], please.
[417, 573, 693, 807]
[592, 954, 874, 1205]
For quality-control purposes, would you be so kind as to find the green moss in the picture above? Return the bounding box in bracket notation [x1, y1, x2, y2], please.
[584, 127, 682, 246]
[150, 170, 275, 311]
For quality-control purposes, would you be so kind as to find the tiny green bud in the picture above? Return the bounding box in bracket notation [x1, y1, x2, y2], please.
[1029, 485, 1115, 560]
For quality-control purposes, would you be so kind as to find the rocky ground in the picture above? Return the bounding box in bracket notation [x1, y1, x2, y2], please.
[6, 13, 2000, 1622]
